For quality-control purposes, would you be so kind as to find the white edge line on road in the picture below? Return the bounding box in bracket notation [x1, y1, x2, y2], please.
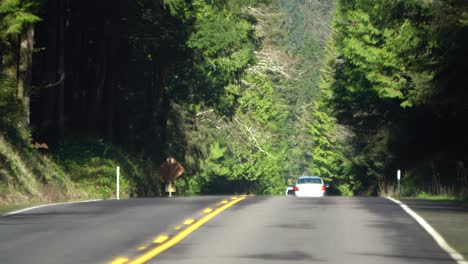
[2, 199, 103, 216]
[387, 197, 468, 264]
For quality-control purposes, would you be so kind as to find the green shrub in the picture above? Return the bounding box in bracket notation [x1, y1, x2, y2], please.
[336, 183, 353, 196]
[54, 137, 154, 198]
[399, 184, 416, 197]
[0, 76, 26, 140]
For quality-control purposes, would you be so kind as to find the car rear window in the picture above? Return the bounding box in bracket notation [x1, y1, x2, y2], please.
[297, 178, 322, 184]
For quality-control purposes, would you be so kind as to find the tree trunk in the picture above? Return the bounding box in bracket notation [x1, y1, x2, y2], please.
[105, 38, 114, 142]
[17, 24, 34, 127]
[37, 0, 58, 141]
[94, 38, 107, 135]
[57, 0, 65, 142]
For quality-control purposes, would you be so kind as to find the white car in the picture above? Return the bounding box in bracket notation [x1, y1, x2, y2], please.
[293, 176, 327, 197]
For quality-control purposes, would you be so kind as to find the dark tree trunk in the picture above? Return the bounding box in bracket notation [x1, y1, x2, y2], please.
[104, 37, 114, 142]
[57, 0, 66, 142]
[17, 24, 34, 127]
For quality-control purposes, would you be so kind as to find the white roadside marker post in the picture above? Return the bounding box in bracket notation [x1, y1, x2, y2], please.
[117, 166, 120, 200]
[397, 169, 401, 196]
[169, 158, 173, 198]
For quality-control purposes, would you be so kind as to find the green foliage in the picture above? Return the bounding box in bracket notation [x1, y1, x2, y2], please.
[0, 0, 47, 202]
[0, 76, 25, 139]
[162, 0, 185, 15]
[336, 183, 353, 196]
[323, 0, 468, 194]
[309, 105, 338, 181]
[1, 0, 347, 199]
[0, 134, 85, 204]
[55, 138, 160, 199]
[186, 0, 257, 114]
[0, 0, 41, 45]
[159, 1, 292, 196]
[309, 94, 359, 194]
[189, 73, 287, 195]
[262, 0, 337, 183]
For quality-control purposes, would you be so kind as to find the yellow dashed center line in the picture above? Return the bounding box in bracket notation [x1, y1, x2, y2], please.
[127, 197, 246, 264]
[153, 235, 169, 244]
[183, 218, 195, 225]
[110, 257, 129, 264]
[203, 208, 213, 213]
[173, 225, 182, 230]
[231, 196, 238, 200]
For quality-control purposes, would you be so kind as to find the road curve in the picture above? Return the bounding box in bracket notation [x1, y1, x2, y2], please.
[0, 196, 458, 264]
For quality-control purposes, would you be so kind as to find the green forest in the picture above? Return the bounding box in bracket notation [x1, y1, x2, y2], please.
[0, 0, 467, 204]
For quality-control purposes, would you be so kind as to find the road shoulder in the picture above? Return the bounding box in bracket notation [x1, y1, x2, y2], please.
[1, 199, 103, 216]
[399, 198, 468, 262]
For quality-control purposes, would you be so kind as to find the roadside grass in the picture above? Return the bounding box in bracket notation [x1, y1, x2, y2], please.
[0, 201, 43, 215]
[0, 135, 91, 204]
[54, 137, 161, 199]
[0, 134, 138, 207]
[379, 181, 468, 205]
[408, 193, 468, 205]
[1, 77, 159, 205]
[414, 192, 457, 201]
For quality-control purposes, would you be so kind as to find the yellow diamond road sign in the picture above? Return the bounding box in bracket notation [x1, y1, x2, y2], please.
[160, 155, 185, 182]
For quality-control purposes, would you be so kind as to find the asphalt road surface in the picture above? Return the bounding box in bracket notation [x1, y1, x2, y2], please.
[0, 196, 459, 264]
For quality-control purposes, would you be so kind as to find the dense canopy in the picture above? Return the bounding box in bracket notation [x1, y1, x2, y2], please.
[0, 0, 467, 202]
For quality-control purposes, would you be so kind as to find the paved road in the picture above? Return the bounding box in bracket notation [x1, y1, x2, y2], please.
[0, 196, 458, 264]
[0, 197, 225, 264]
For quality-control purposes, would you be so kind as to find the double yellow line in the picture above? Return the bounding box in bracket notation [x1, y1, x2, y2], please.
[111, 196, 246, 264]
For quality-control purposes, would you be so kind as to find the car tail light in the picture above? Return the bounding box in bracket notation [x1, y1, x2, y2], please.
[322, 185, 326, 191]
[293, 186, 299, 192]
